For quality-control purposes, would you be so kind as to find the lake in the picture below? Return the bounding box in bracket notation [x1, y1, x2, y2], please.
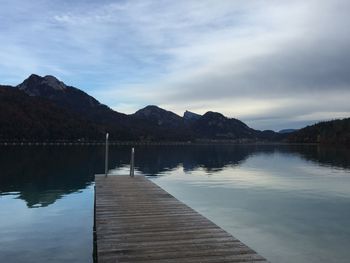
[0, 144, 350, 262]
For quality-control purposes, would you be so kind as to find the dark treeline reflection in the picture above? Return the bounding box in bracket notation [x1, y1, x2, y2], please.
[0, 144, 349, 208]
[133, 145, 257, 174]
[132, 145, 350, 175]
[0, 146, 107, 208]
[289, 145, 350, 170]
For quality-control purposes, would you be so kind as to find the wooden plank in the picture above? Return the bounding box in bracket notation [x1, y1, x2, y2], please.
[95, 175, 268, 263]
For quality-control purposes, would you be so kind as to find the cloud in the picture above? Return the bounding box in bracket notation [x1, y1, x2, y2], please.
[98, 0, 350, 130]
[0, 0, 349, 130]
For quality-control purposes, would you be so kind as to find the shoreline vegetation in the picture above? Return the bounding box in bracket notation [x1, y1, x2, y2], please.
[0, 141, 326, 146]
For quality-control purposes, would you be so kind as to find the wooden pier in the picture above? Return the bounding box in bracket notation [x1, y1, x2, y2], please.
[94, 175, 268, 262]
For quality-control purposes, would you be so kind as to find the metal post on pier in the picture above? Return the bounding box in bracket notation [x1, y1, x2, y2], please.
[105, 133, 109, 176]
[130, 147, 135, 177]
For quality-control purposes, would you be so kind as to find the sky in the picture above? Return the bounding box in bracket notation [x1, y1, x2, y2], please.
[0, 0, 349, 131]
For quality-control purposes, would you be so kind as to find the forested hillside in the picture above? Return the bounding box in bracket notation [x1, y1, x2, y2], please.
[288, 118, 350, 145]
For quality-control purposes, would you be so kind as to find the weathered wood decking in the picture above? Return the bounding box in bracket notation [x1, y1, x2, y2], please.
[95, 175, 268, 262]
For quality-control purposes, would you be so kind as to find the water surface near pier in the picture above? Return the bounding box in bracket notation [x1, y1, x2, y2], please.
[0, 145, 350, 262]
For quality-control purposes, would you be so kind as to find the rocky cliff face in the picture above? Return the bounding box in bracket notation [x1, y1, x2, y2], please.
[183, 110, 201, 121]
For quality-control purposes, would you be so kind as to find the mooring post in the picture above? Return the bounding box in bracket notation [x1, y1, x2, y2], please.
[130, 147, 135, 177]
[105, 133, 109, 176]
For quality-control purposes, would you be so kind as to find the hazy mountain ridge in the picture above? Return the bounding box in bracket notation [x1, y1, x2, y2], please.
[279, 129, 297, 134]
[0, 74, 347, 143]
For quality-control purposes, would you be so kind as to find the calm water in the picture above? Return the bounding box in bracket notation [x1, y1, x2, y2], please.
[0, 145, 350, 262]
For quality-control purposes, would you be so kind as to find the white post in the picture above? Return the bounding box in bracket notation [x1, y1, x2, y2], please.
[130, 147, 135, 177]
[105, 133, 109, 176]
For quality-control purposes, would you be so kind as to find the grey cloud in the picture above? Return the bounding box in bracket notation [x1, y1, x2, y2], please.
[141, 1, 350, 129]
[163, 33, 350, 102]
[1, 0, 349, 130]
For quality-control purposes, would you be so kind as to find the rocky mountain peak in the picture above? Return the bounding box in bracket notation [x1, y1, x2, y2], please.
[183, 110, 201, 121]
[42, 75, 67, 91]
[134, 105, 165, 117]
[202, 111, 226, 120]
[17, 74, 67, 96]
[134, 105, 184, 127]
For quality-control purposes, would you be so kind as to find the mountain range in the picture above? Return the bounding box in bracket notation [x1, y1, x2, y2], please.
[0, 74, 348, 144]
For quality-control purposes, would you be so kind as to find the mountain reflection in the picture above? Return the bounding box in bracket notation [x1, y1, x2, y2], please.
[0, 147, 105, 207]
[0, 144, 349, 208]
[132, 145, 350, 175]
[133, 145, 261, 174]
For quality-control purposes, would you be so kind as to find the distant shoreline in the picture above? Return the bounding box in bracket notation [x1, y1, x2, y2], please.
[0, 141, 322, 146]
